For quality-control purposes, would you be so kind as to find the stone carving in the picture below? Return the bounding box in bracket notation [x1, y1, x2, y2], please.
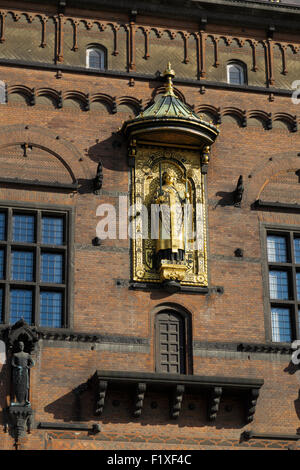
[133, 382, 146, 418]
[234, 175, 244, 207]
[93, 160, 103, 194]
[246, 388, 260, 423]
[4, 318, 38, 353]
[11, 341, 34, 406]
[170, 384, 185, 419]
[2, 320, 38, 444]
[208, 386, 222, 420]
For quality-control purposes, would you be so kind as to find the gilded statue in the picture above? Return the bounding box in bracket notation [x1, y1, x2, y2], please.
[154, 169, 190, 269]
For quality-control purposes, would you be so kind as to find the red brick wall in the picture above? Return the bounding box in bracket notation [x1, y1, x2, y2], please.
[0, 37, 299, 450]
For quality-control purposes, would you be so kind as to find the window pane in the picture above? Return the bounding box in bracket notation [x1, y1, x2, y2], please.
[271, 307, 291, 342]
[40, 291, 62, 328]
[0, 249, 4, 279]
[296, 272, 300, 299]
[294, 238, 300, 263]
[0, 212, 6, 240]
[10, 289, 33, 324]
[41, 253, 63, 283]
[269, 270, 289, 299]
[13, 214, 35, 243]
[88, 49, 104, 69]
[11, 251, 34, 281]
[42, 217, 64, 245]
[267, 235, 287, 262]
[228, 65, 243, 84]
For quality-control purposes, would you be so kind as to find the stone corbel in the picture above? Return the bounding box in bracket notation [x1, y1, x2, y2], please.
[208, 386, 222, 421]
[233, 175, 244, 207]
[246, 388, 260, 423]
[5, 405, 34, 446]
[170, 384, 185, 419]
[94, 379, 108, 416]
[133, 382, 146, 418]
[93, 160, 103, 195]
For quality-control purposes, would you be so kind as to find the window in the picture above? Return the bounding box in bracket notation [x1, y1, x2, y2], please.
[227, 62, 246, 85]
[86, 46, 106, 70]
[266, 231, 300, 342]
[0, 207, 71, 328]
[0, 80, 6, 104]
[155, 311, 186, 374]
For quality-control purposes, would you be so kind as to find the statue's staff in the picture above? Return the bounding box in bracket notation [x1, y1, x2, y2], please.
[184, 171, 187, 253]
[185, 169, 188, 203]
[159, 162, 163, 196]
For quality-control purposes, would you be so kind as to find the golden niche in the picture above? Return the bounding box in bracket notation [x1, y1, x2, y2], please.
[131, 145, 208, 287]
[122, 64, 219, 289]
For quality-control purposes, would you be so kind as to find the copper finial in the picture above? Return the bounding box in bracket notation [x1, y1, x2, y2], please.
[163, 62, 175, 96]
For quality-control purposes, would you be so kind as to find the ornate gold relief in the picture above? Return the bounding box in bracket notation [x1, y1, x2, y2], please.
[131, 143, 208, 287]
[123, 64, 219, 288]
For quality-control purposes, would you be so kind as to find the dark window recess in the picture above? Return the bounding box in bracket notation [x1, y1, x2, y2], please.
[156, 311, 186, 374]
[0, 208, 69, 328]
[266, 231, 300, 342]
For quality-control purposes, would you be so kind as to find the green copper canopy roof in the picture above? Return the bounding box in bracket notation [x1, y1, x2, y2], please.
[138, 63, 205, 121]
[122, 63, 219, 147]
[139, 93, 201, 120]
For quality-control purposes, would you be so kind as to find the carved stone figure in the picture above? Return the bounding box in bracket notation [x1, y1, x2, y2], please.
[154, 169, 189, 267]
[11, 341, 35, 406]
[93, 160, 103, 194]
[234, 175, 244, 207]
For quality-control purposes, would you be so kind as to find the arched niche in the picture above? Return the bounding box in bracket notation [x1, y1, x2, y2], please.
[259, 169, 300, 205]
[0, 125, 88, 185]
[152, 302, 193, 375]
[0, 143, 76, 184]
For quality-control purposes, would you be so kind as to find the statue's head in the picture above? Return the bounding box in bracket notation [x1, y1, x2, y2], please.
[162, 170, 176, 186]
[18, 341, 24, 352]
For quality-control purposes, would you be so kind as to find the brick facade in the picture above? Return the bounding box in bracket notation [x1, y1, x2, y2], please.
[0, 0, 300, 451]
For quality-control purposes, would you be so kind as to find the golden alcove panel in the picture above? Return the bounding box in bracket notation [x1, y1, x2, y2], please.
[131, 143, 208, 287]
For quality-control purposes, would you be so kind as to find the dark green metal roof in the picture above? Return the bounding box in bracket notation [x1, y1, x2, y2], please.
[133, 63, 218, 132]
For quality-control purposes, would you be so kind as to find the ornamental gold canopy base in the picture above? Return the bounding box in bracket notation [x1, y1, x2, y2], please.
[159, 261, 188, 282]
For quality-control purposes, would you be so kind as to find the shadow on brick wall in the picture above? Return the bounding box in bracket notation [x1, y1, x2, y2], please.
[87, 134, 127, 173]
[283, 361, 300, 426]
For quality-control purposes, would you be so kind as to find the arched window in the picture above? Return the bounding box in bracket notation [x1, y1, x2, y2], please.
[227, 62, 246, 85]
[155, 309, 191, 374]
[86, 46, 106, 70]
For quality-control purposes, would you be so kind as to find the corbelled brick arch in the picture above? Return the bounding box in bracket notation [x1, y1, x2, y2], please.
[0, 124, 89, 184]
[245, 152, 300, 205]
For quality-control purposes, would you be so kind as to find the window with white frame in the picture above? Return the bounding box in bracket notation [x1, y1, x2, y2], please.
[227, 62, 246, 85]
[86, 46, 106, 70]
[0, 81, 6, 104]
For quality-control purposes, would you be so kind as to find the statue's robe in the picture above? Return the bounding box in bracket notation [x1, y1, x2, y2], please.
[154, 182, 186, 263]
[11, 352, 34, 404]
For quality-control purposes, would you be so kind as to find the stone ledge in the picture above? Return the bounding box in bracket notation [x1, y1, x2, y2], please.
[88, 370, 264, 422]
